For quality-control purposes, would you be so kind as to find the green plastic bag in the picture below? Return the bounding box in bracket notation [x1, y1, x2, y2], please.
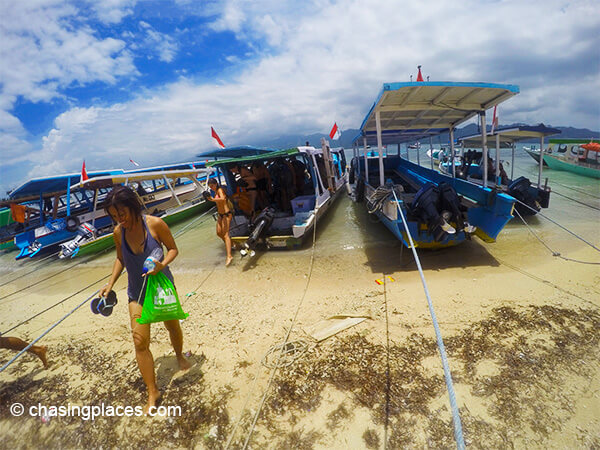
[137, 272, 189, 324]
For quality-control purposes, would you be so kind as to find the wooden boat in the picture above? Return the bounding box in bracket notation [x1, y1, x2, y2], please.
[206, 141, 346, 251]
[450, 125, 561, 215]
[542, 139, 600, 179]
[5, 163, 210, 260]
[58, 167, 212, 258]
[349, 78, 519, 249]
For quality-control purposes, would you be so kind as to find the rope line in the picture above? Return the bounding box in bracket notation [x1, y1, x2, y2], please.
[225, 208, 319, 450]
[0, 207, 217, 369]
[390, 189, 465, 450]
[551, 190, 600, 211]
[383, 274, 391, 449]
[513, 209, 600, 265]
[514, 199, 600, 253]
[550, 180, 600, 200]
[0, 288, 101, 373]
[0, 249, 62, 288]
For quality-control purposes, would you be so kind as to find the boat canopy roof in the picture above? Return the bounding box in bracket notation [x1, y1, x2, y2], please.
[126, 161, 206, 173]
[71, 168, 208, 190]
[548, 138, 599, 144]
[353, 81, 520, 145]
[459, 124, 561, 148]
[7, 170, 124, 202]
[206, 148, 300, 167]
[197, 145, 277, 159]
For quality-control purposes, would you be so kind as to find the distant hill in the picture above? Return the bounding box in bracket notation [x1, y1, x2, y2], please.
[251, 124, 599, 149]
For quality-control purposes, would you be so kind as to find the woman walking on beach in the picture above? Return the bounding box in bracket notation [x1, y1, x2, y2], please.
[205, 178, 233, 266]
[99, 186, 189, 414]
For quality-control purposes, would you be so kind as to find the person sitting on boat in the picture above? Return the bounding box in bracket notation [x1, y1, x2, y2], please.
[204, 178, 234, 266]
[230, 165, 257, 217]
[290, 157, 307, 196]
[99, 185, 190, 414]
[269, 159, 295, 212]
[251, 161, 272, 210]
[0, 333, 49, 368]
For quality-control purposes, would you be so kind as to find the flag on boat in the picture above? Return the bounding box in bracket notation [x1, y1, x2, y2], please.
[81, 161, 88, 183]
[416, 65, 424, 82]
[129, 158, 140, 167]
[211, 127, 225, 149]
[491, 105, 498, 134]
[329, 122, 338, 139]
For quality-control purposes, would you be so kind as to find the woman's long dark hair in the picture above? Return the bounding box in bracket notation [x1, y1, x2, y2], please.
[104, 185, 143, 219]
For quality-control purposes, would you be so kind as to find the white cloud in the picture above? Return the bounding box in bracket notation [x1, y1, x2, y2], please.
[0, 0, 137, 104]
[138, 22, 179, 63]
[1, 0, 599, 193]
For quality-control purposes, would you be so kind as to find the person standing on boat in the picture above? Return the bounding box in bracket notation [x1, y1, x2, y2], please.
[99, 185, 190, 414]
[204, 178, 234, 266]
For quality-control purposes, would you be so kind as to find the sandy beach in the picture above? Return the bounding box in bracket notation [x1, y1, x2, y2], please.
[0, 162, 599, 449]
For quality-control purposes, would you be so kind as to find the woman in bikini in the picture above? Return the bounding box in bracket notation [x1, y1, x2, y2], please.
[205, 178, 233, 266]
[99, 186, 189, 414]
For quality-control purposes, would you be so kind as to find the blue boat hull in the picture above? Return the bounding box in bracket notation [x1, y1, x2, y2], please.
[355, 156, 515, 248]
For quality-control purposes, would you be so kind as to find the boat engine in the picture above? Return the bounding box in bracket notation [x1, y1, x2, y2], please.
[240, 207, 275, 257]
[507, 176, 540, 215]
[59, 222, 96, 259]
[411, 182, 473, 241]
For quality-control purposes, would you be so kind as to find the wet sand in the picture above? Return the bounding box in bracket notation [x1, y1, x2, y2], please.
[0, 158, 599, 449]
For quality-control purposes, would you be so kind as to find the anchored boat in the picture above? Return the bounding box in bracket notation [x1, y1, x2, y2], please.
[349, 76, 519, 249]
[449, 125, 561, 215]
[57, 166, 213, 258]
[206, 141, 346, 251]
[542, 139, 600, 179]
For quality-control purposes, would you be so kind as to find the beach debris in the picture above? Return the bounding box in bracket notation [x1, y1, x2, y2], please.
[185, 291, 196, 297]
[41, 414, 51, 424]
[184, 350, 192, 357]
[262, 340, 309, 368]
[304, 314, 372, 342]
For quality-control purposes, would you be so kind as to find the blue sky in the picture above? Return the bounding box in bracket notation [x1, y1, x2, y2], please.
[1, 0, 599, 196]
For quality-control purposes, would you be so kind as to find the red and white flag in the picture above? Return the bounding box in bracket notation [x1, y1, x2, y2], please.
[81, 161, 89, 183]
[129, 158, 140, 167]
[491, 105, 498, 134]
[329, 122, 339, 139]
[416, 65, 424, 82]
[211, 126, 225, 149]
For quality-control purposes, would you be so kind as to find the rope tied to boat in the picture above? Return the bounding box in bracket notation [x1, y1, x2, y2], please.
[514, 198, 600, 254]
[390, 188, 466, 450]
[513, 208, 600, 265]
[366, 184, 404, 214]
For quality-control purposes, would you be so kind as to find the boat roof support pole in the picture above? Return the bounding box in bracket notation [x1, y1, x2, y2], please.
[450, 127, 456, 178]
[407, 144, 410, 162]
[429, 137, 434, 170]
[417, 141, 421, 166]
[538, 135, 544, 188]
[164, 175, 182, 206]
[511, 143, 515, 180]
[363, 136, 369, 184]
[495, 133, 500, 186]
[66, 176, 71, 216]
[480, 112, 488, 188]
[397, 143, 401, 157]
[91, 189, 99, 228]
[375, 109, 385, 187]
